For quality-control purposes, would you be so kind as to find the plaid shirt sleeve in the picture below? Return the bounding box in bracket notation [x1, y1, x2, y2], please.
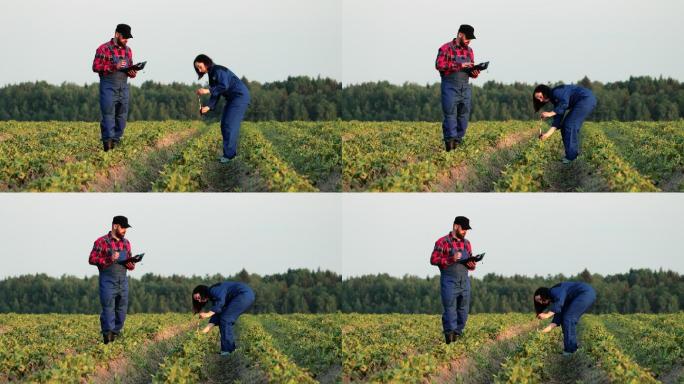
[431, 236, 453, 269]
[436, 42, 480, 79]
[468, 49, 479, 79]
[92, 43, 114, 75]
[124, 239, 135, 270]
[89, 236, 113, 270]
[435, 43, 455, 75]
[126, 47, 136, 79]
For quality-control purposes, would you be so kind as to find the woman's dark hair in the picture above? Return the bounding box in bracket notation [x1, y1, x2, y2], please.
[533, 287, 552, 314]
[532, 84, 552, 112]
[192, 285, 210, 313]
[193, 54, 213, 80]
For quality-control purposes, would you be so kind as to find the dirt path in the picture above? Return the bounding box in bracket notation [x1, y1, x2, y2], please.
[90, 322, 197, 384]
[203, 351, 270, 384]
[428, 321, 538, 384]
[543, 157, 609, 192]
[434, 128, 537, 192]
[660, 364, 684, 384]
[203, 157, 269, 192]
[88, 126, 201, 192]
[542, 349, 611, 384]
[662, 172, 684, 192]
[445, 323, 610, 384]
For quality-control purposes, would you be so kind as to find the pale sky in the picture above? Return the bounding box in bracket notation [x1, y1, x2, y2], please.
[0, 194, 342, 278]
[341, 193, 684, 278]
[0, 0, 342, 86]
[1, 1, 681, 86]
[1, 193, 681, 279]
[342, 0, 684, 85]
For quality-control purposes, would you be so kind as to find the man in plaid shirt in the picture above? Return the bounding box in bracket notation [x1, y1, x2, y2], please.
[435, 24, 481, 152]
[430, 216, 477, 344]
[89, 215, 136, 344]
[92, 24, 138, 152]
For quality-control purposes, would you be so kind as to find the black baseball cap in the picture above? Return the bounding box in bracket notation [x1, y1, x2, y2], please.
[112, 215, 132, 228]
[453, 216, 471, 230]
[116, 24, 133, 39]
[458, 24, 476, 40]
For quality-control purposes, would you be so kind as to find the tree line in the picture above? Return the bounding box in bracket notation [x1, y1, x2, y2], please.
[0, 76, 681, 121]
[0, 269, 341, 314]
[0, 268, 681, 314]
[341, 268, 683, 314]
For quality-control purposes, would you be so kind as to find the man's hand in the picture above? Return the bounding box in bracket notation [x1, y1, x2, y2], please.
[116, 60, 128, 70]
[540, 323, 557, 333]
[110, 251, 120, 262]
[540, 111, 556, 119]
[465, 260, 477, 270]
[471, 69, 480, 77]
[196, 88, 210, 96]
[200, 106, 210, 115]
[451, 251, 462, 263]
[201, 323, 215, 334]
[127, 69, 137, 78]
[125, 261, 135, 270]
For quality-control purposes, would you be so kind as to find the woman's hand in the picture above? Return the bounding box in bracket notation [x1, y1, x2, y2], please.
[540, 111, 556, 119]
[196, 88, 210, 96]
[198, 311, 215, 320]
[200, 106, 210, 115]
[539, 127, 557, 141]
[536, 311, 554, 320]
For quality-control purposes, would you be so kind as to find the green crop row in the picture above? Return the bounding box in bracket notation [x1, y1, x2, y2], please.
[258, 121, 342, 191]
[342, 313, 531, 382]
[0, 313, 192, 382]
[493, 328, 557, 384]
[581, 126, 659, 192]
[152, 329, 215, 384]
[601, 122, 684, 190]
[599, 313, 684, 377]
[580, 315, 659, 383]
[0, 121, 197, 191]
[257, 314, 341, 379]
[236, 315, 317, 383]
[342, 121, 533, 191]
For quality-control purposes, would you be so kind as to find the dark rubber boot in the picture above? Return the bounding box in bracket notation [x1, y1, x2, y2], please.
[103, 140, 113, 152]
[103, 331, 112, 344]
[444, 331, 453, 344]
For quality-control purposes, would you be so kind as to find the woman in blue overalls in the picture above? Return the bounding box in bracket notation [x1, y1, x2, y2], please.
[534, 84, 597, 164]
[194, 54, 251, 163]
[193, 281, 255, 355]
[534, 281, 596, 355]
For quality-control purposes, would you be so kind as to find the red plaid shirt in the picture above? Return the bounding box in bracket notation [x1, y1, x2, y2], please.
[92, 39, 135, 77]
[431, 232, 473, 269]
[435, 39, 478, 78]
[88, 232, 135, 271]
